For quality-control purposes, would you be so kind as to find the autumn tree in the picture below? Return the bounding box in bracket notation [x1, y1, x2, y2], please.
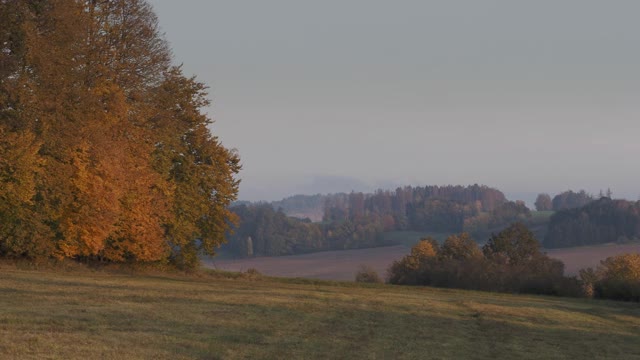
[0, 128, 50, 257]
[387, 237, 438, 284]
[488, 201, 531, 228]
[0, 0, 240, 268]
[551, 190, 594, 211]
[0, 0, 54, 257]
[582, 253, 640, 302]
[439, 233, 482, 261]
[534, 193, 552, 211]
[482, 223, 540, 265]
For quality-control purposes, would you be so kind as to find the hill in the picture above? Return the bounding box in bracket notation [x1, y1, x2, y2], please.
[1, 265, 639, 359]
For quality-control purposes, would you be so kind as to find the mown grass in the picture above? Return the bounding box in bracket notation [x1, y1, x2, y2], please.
[530, 211, 555, 225]
[0, 263, 639, 359]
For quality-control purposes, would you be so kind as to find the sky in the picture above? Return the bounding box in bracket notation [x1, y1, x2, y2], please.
[149, 0, 640, 203]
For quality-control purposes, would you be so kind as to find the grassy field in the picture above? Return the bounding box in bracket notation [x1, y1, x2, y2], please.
[1, 264, 639, 359]
[531, 211, 555, 220]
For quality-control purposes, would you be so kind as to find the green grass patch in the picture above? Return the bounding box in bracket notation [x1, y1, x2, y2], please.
[530, 211, 555, 221]
[0, 262, 639, 359]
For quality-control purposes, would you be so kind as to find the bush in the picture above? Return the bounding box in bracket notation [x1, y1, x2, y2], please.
[387, 238, 439, 285]
[243, 268, 262, 280]
[355, 265, 383, 283]
[595, 279, 640, 302]
[388, 227, 583, 297]
[590, 253, 640, 302]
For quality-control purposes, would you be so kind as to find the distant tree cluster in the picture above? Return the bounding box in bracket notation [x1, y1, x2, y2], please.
[227, 187, 635, 259]
[223, 204, 323, 257]
[388, 223, 580, 296]
[324, 185, 507, 227]
[535, 194, 553, 211]
[226, 185, 539, 258]
[551, 190, 595, 211]
[544, 198, 640, 248]
[270, 194, 326, 222]
[323, 185, 530, 240]
[0, 1, 240, 268]
[537, 189, 600, 212]
[223, 204, 385, 257]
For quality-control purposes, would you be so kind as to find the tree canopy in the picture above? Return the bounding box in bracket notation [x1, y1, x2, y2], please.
[389, 228, 574, 296]
[482, 223, 540, 265]
[0, 0, 240, 268]
[545, 198, 640, 248]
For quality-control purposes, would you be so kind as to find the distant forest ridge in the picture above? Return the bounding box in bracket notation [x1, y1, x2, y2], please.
[223, 186, 633, 258]
[234, 186, 599, 222]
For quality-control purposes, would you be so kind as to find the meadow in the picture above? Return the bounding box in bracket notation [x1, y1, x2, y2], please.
[1, 264, 639, 359]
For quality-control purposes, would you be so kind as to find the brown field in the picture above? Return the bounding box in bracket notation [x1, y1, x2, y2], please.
[209, 243, 640, 281]
[545, 243, 640, 275]
[208, 246, 409, 281]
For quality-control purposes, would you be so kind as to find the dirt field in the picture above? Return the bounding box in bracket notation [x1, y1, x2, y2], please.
[208, 243, 640, 281]
[207, 246, 409, 281]
[545, 243, 640, 275]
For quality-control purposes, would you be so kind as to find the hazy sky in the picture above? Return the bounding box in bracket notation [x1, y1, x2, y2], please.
[149, 0, 640, 202]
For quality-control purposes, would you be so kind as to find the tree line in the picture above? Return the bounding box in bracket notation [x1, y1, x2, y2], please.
[224, 185, 533, 257]
[534, 190, 595, 211]
[0, 0, 239, 268]
[226, 187, 637, 258]
[386, 223, 640, 302]
[545, 198, 640, 248]
[388, 223, 576, 296]
[222, 203, 385, 257]
[322, 185, 531, 238]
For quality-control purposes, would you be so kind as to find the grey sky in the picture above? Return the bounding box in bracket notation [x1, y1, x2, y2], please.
[149, 0, 640, 202]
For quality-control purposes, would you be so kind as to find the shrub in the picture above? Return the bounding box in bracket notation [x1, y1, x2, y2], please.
[244, 268, 262, 280]
[579, 268, 598, 298]
[591, 253, 640, 302]
[387, 238, 439, 285]
[355, 265, 383, 283]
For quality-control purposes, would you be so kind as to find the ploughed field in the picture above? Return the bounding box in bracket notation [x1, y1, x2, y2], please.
[210, 243, 640, 281]
[1, 265, 639, 359]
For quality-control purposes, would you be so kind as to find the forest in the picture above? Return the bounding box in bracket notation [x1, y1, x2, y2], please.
[0, 0, 240, 268]
[223, 185, 519, 257]
[224, 188, 640, 258]
[545, 197, 640, 248]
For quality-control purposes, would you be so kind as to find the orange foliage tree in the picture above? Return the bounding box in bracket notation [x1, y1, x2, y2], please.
[0, 0, 240, 268]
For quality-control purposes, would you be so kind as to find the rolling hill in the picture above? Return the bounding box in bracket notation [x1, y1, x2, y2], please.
[0, 264, 638, 359]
